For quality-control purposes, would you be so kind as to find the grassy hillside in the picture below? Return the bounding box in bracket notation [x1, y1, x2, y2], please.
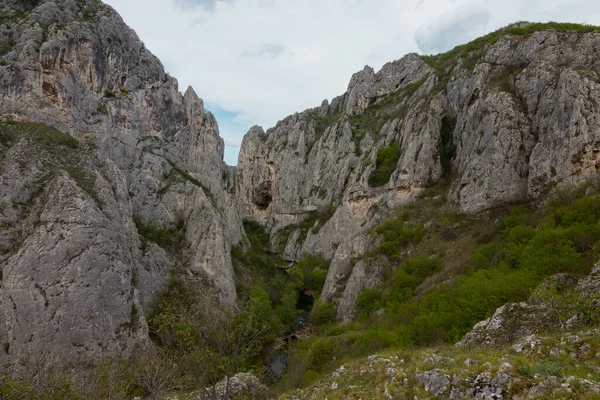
[270, 182, 600, 395]
[279, 328, 600, 399]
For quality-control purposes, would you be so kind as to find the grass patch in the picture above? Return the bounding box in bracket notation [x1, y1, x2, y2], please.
[0, 120, 105, 206]
[133, 216, 184, 251]
[0, 119, 78, 151]
[277, 327, 600, 399]
[368, 144, 401, 187]
[166, 160, 216, 205]
[120, 89, 132, 102]
[97, 104, 108, 115]
[0, 40, 14, 57]
[488, 62, 529, 93]
[372, 215, 424, 259]
[517, 362, 564, 377]
[64, 166, 96, 199]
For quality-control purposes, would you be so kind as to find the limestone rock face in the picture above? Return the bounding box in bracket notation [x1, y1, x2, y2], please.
[236, 26, 600, 320]
[0, 0, 242, 365]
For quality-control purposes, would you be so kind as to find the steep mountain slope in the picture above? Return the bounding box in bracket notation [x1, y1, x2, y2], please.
[0, 0, 243, 365]
[236, 23, 600, 320]
[1, 3, 600, 396]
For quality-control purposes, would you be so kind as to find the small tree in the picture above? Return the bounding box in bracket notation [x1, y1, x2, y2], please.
[356, 288, 383, 319]
[202, 287, 277, 399]
[309, 299, 336, 326]
[149, 280, 278, 399]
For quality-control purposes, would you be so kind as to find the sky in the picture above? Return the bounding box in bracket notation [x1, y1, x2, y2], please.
[103, 0, 600, 165]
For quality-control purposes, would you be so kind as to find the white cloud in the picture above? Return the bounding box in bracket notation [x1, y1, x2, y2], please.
[241, 43, 287, 59]
[173, 0, 228, 10]
[103, 0, 600, 164]
[415, 4, 490, 54]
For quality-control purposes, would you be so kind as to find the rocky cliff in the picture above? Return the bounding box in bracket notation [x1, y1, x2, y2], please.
[236, 23, 600, 320]
[0, 0, 243, 366]
[1, 0, 599, 379]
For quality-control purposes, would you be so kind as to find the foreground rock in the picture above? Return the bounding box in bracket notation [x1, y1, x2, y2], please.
[164, 373, 269, 400]
[280, 329, 600, 399]
[458, 264, 600, 348]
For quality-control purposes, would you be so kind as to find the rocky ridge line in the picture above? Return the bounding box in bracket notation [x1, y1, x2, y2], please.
[235, 23, 600, 320]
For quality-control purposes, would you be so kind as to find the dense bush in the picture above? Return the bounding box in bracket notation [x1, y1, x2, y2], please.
[232, 220, 282, 296]
[382, 188, 600, 346]
[287, 255, 330, 296]
[373, 217, 424, 258]
[149, 280, 280, 391]
[133, 216, 184, 250]
[368, 145, 401, 187]
[387, 255, 442, 311]
[356, 289, 383, 319]
[309, 299, 336, 326]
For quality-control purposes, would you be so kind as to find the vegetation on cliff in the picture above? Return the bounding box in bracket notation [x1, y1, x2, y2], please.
[2, 19, 600, 400]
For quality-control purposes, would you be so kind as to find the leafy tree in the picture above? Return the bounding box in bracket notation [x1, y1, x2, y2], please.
[356, 289, 383, 319]
[309, 300, 336, 326]
[287, 255, 330, 296]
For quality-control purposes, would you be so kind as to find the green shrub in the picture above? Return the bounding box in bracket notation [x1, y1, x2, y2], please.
[275, 290, 301, 330]
[518, 362, 563, 377]
[368, 145, 401, 187]
[388, 269, 421, 305]
[387, 255, 442, 310]
[133, 216, 183, 251]
[356, 289, 383, 319]
[149, 281, 280, 389]
[373, 217, 424, 258]
[327, 326, 344, 336]
[0, 40, 14, 57]
[97, 104, 109, 115]
[373, 189, 600, 347]
[242, 219, 270, 250]
[403, 255, 443, 278]
[309, 299, 336, 326]
[288, 255, 331, 296]
[307, 337, 337, 371]
[120, 89, 131, 101]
